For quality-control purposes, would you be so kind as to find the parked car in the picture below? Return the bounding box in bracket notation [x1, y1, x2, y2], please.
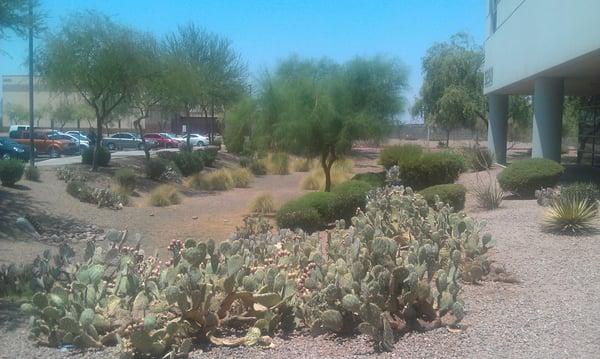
[182, 133, 209, 146]
[9, 125, 30, 134]
[102, 132, 145, 150]
[160, 133, 186, 146]
[65, 132, 91, 150]
[49, 132, 89, 151]
[143, 133, 178, 148]
[9, 130, 78, 157]
[66, 130, 89, 139]
[0, 137, 33, 161]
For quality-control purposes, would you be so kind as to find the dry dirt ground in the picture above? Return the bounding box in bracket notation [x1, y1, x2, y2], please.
[2, 150, 600, 358]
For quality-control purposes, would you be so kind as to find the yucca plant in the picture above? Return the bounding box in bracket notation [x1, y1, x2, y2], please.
[543, 194, 598, 235]
[473, 180, 504, 210]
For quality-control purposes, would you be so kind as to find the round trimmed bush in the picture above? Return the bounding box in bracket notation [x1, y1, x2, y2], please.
[276, 192, 334, 232]
[145, 158, 169, 181]
[172, 151, 204, 177]
[330, 180, 373, 222]
[400, 151, 466, 190]
[0, 159, 25, 186]
[82, 147, 111, 167]
[351, 172, 385, 188]
[419, 184, 467, 211]
[379, 144, 423, 169]
[497, 158, 564, 197]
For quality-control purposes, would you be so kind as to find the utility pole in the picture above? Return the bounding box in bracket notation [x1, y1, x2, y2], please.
[28, 0, 35, 168]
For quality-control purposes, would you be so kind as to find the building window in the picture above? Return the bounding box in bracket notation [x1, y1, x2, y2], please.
[489, 0, 499, 33]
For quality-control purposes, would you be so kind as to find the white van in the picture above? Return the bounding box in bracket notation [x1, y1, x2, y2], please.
[9, 125, 30, 133]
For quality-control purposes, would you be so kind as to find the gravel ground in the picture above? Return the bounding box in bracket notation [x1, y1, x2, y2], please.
[2, 167, 600, 358]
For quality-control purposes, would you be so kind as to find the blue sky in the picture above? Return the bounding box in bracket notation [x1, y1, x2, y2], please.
[0, 0, 485, 121]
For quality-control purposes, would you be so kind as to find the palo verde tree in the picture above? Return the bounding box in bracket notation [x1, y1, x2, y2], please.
[164, 24, 246, 147]
[38, 11, 145, 170]
[0, 0, 44, 41]
[412, 33, 485, 146]
[249, 55, 407, 191]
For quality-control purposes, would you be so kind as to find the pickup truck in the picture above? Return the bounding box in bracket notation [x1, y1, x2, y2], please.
[9, 130, 79, 157]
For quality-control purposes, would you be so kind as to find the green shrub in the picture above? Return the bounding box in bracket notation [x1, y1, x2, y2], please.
[0, 159, 25, 186]
[461, 146, 493, 171]
[351, 172, 385, 188]
[560, 182, 600, 205]
[400, 151, 466, 190]
[379, 144, 423, 169]
[419, 183, 467, 211]
[145, 158, 169, 181]
[497, 158, 564, 197]
[66, 181, 93, 202]
[149, 185, 181, 207]
[276, 192, 335, 232]
[543, 193, 597, 235]
[157, 151, 178, 161]
[82, 147, 111, 167]
[198, 148, 218, 167]
[114, 168, 136, 192]
[24, 165, 40, 182]
[172, 151, 204, 177]
[330, 180, 373, 222]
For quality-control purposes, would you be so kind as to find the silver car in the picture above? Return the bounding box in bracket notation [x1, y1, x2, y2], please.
[102, 132, 144, 150]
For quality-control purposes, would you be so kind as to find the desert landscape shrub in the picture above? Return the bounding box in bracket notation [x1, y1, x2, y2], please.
[157, 151, 178, 161]
[268, 152, 290, 175]
[172, 151, 204, 176]
[188, 169, 234, 191]
[66, 180, 125, 209]
[497, 158, 564, 197]
[543, 193, 597, 235]
[145, 158, 169, 180]
[461, 146, 493, 171]
[330, 180, 373, 222]
[114, 168, 136, 192]
[229, 168, 253, 188]
[82, 146, 111, 167]
[249, 193, 276, 214]
[291, 157, 312, 172]
[0, 159, 25, 186]
[198, 148, 218, 167]
[419, 183, 467, 210]
[560, 182, 600, 205]
[66, 180, 92, 201]
[379, 143, 423, 169]
[56, 166, 85, 183]
[351, 171, 385, 188]
[300, 160, 354, 190]
[249, 158, 267, 175]
[276, 191, 334, 231]
[400, 151, 465, 190]
[24, 166, 40, 181]
[473, 180, 504, 210]
[149, 184, 181, 206]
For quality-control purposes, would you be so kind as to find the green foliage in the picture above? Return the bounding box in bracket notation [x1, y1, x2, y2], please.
[473, 180, 504, 210]
[0, 158, 24, 186]
[351, 172, 386, 188]
[543, 194, 597, 235]
[330, 180, 373, 222]
[560, 182, 600, 205]
[145, 158, 169, 181]
[461, 146, 493, 171]
[497, 158, 564, 198]
[223, 97, 255, 154]
[114, 168, 136, 192]
[276, 192, 335, 232]
[268, 153, 289, 175]
[149, 185, 181, 207]
[66, 181, 126, 209]
[172, 151, 204, 177]
[379, 144, 423, 169]
[197, 148, 218, 167]
[399, 151, 465, 190]
[24, 166, 41, 181]
[82, 147, 111, 167]
[419, 184, 467, 211]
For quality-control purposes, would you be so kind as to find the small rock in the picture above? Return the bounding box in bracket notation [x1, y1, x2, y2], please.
[50, 234, 60, 242]
[150, 213, 155, 217]
[192, 216, 198, 220]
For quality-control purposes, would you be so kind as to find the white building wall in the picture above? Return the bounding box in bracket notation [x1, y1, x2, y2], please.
[484, 0, 600, 94]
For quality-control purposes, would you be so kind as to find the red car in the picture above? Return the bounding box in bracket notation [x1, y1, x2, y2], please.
[143, 133, 179, 148]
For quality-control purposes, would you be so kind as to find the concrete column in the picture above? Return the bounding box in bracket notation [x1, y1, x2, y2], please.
[532, 78, 564, 161]
[487, 94, 509, 164]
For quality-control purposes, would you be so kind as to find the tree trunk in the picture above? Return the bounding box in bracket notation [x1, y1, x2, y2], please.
[446, 130, 450, 147]
[321, 146, 337, 192]
[93, 116, 103, 171]
[134, 117, 150, 160]
[186, 108, 191, 150]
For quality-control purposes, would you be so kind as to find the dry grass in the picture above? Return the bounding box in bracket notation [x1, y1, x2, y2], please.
[229, 168, 254, 188]
[149, 185, 181, 207]
[291, 157, 313, 172]
[249, 193, 276, 214]
[266, 153, 290, 175]
[188, 169, 234, 191]
[300, 158, 354, 190]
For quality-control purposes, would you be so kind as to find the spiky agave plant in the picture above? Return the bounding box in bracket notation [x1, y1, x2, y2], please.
[543, 194, 598, 235]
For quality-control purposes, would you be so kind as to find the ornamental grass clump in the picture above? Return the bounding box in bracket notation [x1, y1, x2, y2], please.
[249, 193, 276, 214]
[229, 168, 254, 188]
[149, 184, 181, 207]
[543, 194, 598, 235]
[188, 169, 234, 191]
